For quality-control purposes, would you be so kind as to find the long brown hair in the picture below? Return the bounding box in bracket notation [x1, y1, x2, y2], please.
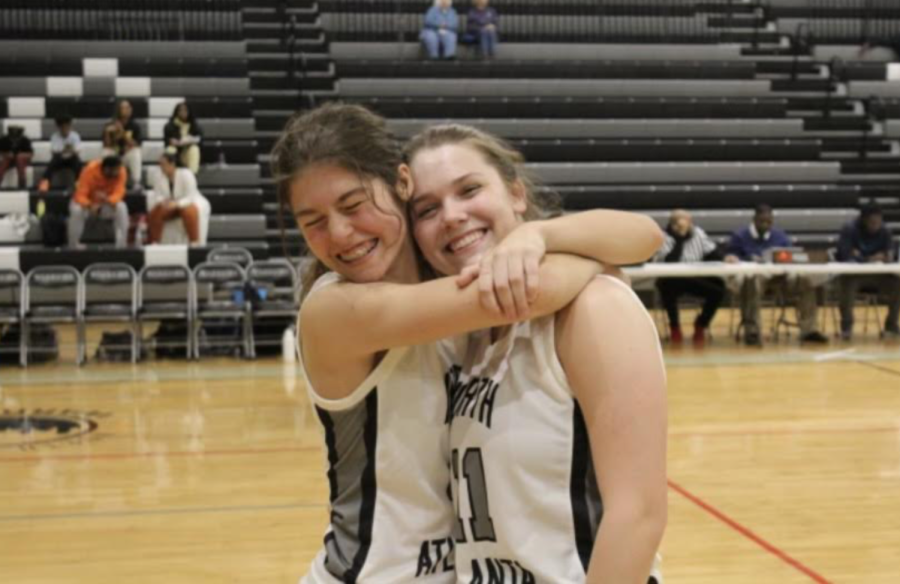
[270, 103, 412, 296]
[403, 124, 562, 221]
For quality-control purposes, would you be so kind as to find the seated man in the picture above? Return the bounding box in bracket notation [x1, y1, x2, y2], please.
[420, 0, 459, 60]
[68, 156, 130, 248]
[653, 209, 725, 347]
[147, 151, 210, 245]
[39, 115, 83, 192]
[0, 125, 34, 188]
[836, 203, 900, 339]
[725, 204, 828, 346]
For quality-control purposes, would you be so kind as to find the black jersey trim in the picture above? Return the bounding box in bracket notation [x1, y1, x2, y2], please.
[570, 402, 595, 572]
[344, 390, 379, 584]
[315, 406, 339, 505]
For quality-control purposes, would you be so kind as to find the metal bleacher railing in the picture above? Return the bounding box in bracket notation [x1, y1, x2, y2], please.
[320, 0, 746, 44]
[322, 0, 900, 47]
[0, 0, 242, 41]
[782, 0, 900, 47]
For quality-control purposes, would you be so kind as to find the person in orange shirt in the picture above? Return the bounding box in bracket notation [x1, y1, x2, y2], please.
[68, 155, 130, 248]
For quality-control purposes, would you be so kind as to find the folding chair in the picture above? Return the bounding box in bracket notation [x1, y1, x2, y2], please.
[192, 261, 251, 359]
[207, 246, 254, 268]
[0, 269, 25, 367]
[246, 259, 299, 358]
[23, 266, 83, 366]
[79, 263, 138, 363]
[137, 265, 193, 360]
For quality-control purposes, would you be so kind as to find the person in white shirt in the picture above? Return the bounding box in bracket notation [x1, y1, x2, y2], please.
[147, 151, 210, 244]
[653, 209, 725, 346]
[39, 115, 83, 192]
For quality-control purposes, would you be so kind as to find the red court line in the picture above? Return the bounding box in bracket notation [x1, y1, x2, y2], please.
[0, 445, 316, 464]
[668, 479, 832, 584]
[5, 423, 894, 463]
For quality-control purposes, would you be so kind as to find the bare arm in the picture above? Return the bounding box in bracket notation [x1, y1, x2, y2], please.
[536, 210, 664, 265]
[304, 253, 598, 357]
[469, 210, 663, 318]
[556, 277, 668, 584]
[301, 254, 599, 399]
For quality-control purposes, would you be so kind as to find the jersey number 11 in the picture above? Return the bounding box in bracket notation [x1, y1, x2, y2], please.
[451, 448, 497, 543]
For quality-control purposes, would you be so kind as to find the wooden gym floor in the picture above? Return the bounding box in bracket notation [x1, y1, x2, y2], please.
[1, 320, 899, 583]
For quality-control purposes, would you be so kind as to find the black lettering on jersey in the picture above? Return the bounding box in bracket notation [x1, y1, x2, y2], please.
[469, 558, 537, 584]
[415, 537, 455, 578]
[444, 365, 500, 429]
[443, 538, 456, 572]
[487, 558, 506, 583]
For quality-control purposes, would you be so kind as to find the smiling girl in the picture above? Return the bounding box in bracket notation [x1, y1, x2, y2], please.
[406, 124, 668, 584]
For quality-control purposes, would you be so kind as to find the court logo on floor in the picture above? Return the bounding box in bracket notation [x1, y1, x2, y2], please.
[0, 409, 111, 451]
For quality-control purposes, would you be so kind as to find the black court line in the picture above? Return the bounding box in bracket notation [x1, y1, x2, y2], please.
[853, 360, 900, 378]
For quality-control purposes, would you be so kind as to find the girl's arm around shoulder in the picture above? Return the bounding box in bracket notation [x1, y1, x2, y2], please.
[535, 210, 664, 266]
[300, 253, 601, 363]
[555, 276, 668, 584]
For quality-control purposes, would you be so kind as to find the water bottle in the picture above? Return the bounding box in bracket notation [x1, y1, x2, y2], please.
[282, 325, 297, 363]
[135, 217, 147, 248]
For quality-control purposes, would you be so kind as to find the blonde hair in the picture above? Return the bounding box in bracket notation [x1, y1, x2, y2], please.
[403, 124, 561, 222]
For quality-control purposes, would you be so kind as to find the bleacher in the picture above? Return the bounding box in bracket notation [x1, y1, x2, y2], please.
[0, 38, 267, 254]
[2, 0, 900, 363]
[308, 0, 900, 248]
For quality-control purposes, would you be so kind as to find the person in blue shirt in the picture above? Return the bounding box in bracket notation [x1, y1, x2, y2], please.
[464, 0, 499, 58]
[420, 0, 458, 60]
[724, 204, 827, 346]
[835, 203, 900, 339]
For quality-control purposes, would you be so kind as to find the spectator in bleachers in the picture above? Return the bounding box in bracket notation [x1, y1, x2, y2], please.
[102, 100, 143, 189]
[0, 125, 34, 189]
[163, 102, 203, 174]
[68, 155, 129, 248]
[724, 204, 828, 346]
[464, 0, 499, 58]
[653, 209, 725, 347]
[38, 115, 83, 192]
[147, 150, 209, 245]
[835, 203, 900, 340]
[420, 0, 459, 60]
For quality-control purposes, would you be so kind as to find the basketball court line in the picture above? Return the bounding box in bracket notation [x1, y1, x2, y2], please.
[667, 479, 833, 584]
[0, 445, 315, 462]
[3, 417, 896, 463]
[669, 421, 899, 438]
[0, 363, 297, 388]
[854, 360, 900, 378]
[0, 501, 325, 523]
[0, 349, 897, 389]
[663, 348, 900, 368]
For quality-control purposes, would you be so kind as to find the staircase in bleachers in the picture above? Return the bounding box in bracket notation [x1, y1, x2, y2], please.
[241, 0, 336, 257]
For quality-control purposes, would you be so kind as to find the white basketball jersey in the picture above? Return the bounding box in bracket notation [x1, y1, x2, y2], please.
[446, 276, 663, 583]
[298, 273, 458, 584]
